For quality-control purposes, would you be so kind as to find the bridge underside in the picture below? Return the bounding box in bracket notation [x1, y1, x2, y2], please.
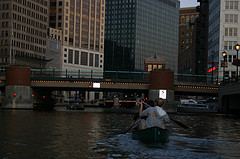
[221, 94, 240, 114]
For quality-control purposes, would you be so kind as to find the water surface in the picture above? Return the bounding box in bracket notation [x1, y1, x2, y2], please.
[0, 110, 239, 159]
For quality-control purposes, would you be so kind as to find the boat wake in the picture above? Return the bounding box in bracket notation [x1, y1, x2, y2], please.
[94, 133, 240, 159]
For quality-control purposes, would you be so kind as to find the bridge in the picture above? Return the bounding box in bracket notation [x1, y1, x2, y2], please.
[218, 82, 240, 114]
[28, 69, 219, 94]
[0, 67, 220, 112]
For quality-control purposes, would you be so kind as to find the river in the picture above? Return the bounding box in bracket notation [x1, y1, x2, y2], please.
[0, 110, 240, 159]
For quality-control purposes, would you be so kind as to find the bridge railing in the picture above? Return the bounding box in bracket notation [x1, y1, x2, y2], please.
[30, 69, 225, 85]
[30, 69, 150, 83]
[174, 73, 221, 85]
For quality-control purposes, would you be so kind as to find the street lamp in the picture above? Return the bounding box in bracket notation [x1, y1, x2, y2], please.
[211, 51, 215, 84]
[222, 51, 227, 84]
[235, 44, 240, 82]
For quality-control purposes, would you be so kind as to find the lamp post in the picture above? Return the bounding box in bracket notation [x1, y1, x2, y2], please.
[222, 51, 227, 84]
[235, 44, 240, 82]
[211, 51, 215, 84]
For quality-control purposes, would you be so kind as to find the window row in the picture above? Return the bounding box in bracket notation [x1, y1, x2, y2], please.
[180, 16, 197, 24]
[12, 22, 47, 39]
[224, 41, 238, 50]
[1, 30, 8, 37]
[1, 12, 9, 19]
[12, 13, 47, 30]
[1, 21, 9, 28]
[228, 54, 237, 62]
[0, 3, 10, 10]
[14, 50, 45, 60]
[12, 4, 47, 22]
[13, 0, 48, 13]
[11, 40, 46, 54]
[225, 1, 238, 10]
[13, 32, 47, 46]
[64, 49, 102, 68]
[225, 27, 238, 37]
[225, 14, 238, 23]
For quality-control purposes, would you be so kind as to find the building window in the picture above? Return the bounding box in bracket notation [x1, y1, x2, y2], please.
[68, 49, 73, 64]
[81, 51, 88, 66]
[89, 53, 93, 66]
[225, 27, 237, 36]
[225, 14, 238, 23]
[224, 41, 237, 50]
[226, 1, 238, 10]
[74, 50, 79, 64]
[148, 65, 152, 72]
[95, 54, 99, 67]
[158, 65, 163, 69]
[153, 65, 157, 70]
[229, 55, 232, 62]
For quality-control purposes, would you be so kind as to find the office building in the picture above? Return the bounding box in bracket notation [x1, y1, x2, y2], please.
[208, 0, 240, 80]
[0, 0, 49, 69]
[49, 0, 105, 73]
[105, 0, 180, 73]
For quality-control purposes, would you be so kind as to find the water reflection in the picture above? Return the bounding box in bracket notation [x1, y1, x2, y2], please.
[0, 110, 239, 159]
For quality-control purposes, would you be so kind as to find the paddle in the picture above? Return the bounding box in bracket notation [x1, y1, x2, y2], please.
[122, 119, 141, 134]
[169, 117, 189, 129]
[142, 101, 189, 129]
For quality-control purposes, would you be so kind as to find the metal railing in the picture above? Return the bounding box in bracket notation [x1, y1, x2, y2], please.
[29, 69, 225, 85]
[30, 69, 150, 83]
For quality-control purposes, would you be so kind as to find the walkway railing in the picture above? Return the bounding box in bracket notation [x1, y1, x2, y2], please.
[30, 69, 223, 85]
[30, 69, 150, 83]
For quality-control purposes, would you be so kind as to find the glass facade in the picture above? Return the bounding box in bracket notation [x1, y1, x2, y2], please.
[208, 0, 220, 69]
[104, 0, 136, 71]
[105, 0, 179, 72]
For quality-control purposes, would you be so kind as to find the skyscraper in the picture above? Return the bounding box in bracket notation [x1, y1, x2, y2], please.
[49, 0, 105, 72]
[105, 0, 179, 73]
[0, 0, 49, 69]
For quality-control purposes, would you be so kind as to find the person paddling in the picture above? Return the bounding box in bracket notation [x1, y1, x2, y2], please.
[138, 98, 170, 129]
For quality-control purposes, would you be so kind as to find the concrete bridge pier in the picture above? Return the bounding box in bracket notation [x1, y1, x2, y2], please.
[2, 66, 33, 109]
[148, 70, 176, 113]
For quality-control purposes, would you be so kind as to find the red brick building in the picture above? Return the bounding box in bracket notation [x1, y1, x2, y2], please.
[178, 7, 199, 74]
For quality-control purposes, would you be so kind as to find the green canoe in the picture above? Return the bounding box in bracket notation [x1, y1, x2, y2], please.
[132, 126, 169, 144]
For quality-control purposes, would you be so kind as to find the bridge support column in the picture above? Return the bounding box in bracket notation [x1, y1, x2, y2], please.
[2, 66, 33, 109]
[149, 70, 176, 113]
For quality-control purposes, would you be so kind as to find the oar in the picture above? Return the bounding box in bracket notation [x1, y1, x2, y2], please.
[169, 117, 189, 129]
[122, 119, 141, 134]
[142, 101, 189, 129]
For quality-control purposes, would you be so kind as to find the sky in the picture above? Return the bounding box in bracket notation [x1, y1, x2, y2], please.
[180, 0, 199, 8]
